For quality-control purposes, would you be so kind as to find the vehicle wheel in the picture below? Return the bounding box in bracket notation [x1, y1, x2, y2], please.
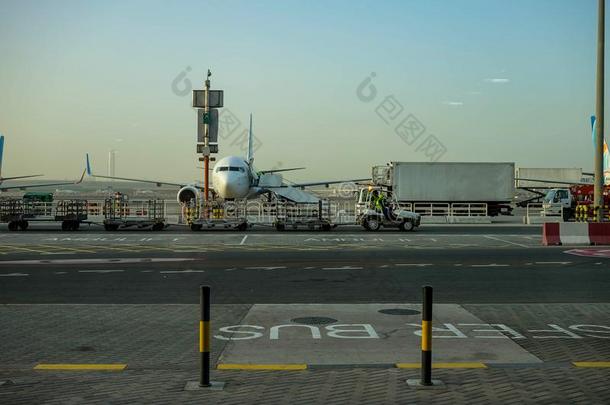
[104, 224, 112, 231]
[190, 223, 202, 232]
[152, 223, 164, 231]
[72, 221, 80, 231]
[400, 220, 414, 232]
[8, 221, 18, 232]
[61, 221, 70, 231]
[275, 223, 285, 231]
[237, 222, 248, 231]
[321, 223, 331, 232]
[364, 217, 380, 231]
[19, 221, 29, 231]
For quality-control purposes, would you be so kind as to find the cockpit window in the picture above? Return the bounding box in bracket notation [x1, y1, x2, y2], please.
[229, 167, 240, 172]
[219, 167, 229, 172]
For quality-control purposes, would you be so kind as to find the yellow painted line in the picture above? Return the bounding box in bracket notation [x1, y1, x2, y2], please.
[573, 362, 610, 368]
[37, 244, 96, 254]
[82, 244, 142, 253]
[3, 245, 52, 254]
[217, 364, 307, 371]
[396, 362, 487, 369]
[34, 363, 127, 371]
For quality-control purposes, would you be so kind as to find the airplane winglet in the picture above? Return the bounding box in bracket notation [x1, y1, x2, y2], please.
[86, 153, 92, 176]
[0, 134, 4, 178]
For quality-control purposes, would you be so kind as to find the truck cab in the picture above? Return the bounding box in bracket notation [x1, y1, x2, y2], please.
[542, 188, 574, 220]
[356, 186, 421, 231]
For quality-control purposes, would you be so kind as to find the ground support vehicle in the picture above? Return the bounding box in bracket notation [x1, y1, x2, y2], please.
[372, 162, 514, 216]
[0, 194, 87, 231]
[355, 187, 421, 231]
[187, 199, 249, 231]
[103, 196, 166, 231]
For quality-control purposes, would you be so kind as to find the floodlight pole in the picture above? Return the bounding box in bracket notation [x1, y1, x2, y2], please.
[203, 70, 211, 216]
[595, 0, 605, 222]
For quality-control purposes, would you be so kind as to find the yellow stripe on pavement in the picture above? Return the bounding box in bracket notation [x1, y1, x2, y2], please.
[34, 363, 127, 371]
[217, 364, 307, 371]
[573, 362, 610, 368]
[396, 362, 487, 369]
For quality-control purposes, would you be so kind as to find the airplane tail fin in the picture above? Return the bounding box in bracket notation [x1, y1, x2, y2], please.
[247, 114, 254, 166]
[86, 153, 93, 176]
[591, 115, 609, 183]
[0, 135, 4, 179]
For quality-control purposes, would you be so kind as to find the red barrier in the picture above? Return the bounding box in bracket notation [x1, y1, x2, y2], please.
[542, 223, 561, 246]
[588, 223, 610, 245]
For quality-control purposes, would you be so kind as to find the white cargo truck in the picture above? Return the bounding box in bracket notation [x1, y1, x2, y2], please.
[363, 162, 515, 217]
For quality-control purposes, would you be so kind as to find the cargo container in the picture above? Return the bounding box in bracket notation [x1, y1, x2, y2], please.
[370, 162, 515, 216]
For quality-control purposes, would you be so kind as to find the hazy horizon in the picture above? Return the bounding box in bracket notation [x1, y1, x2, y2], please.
[0, 0, 603, 183]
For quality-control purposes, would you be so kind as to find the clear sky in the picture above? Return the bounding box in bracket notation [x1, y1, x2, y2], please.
[0, 0, 602, 182]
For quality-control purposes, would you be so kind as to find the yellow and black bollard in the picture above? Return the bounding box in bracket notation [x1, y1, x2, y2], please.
[421, 285, 433, 386]
[185, 286, 224, 391]
[407, 285, 443, 388]
[200, 285, 211, 387]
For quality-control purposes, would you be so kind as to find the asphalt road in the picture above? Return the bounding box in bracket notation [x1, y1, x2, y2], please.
[1, 244, 608, 304]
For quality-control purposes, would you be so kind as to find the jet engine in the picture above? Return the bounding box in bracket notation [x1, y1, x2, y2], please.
[177, 185, 199, 204]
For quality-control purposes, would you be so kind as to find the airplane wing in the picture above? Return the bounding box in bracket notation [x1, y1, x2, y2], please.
[290, 178, 370, 189]
[514, 178, 591, 186]
[0, 174, 43, 181]
[0, 170, 86, 192]
[85, 154, 198, 189]
[259, 167, 306, 174]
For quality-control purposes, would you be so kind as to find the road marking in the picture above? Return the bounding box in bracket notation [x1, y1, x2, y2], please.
[0, 258, 196, 265]
[54, 271, 67, 274]
[470, 264, 509, 267]
[141, 270, 153, 273]
[34, 364, 127, 371]
[396, 362, 487, 369]
[1, 245, 50, 254]
[0, 273, 29, 277]
[322, 266, 363, 270]
[159, 270, 205, 274]
[572, 362, 610, 368]
[534, 262, 571, 265]
[79, 270, 124, 274]
[245, 266, 287, 270]
[217, 364, 307, 371]
[483, 235, 530, 248]
[240, 235, 248, 245]
[37, 244, 95, 254]
[395, 263, 433, 267]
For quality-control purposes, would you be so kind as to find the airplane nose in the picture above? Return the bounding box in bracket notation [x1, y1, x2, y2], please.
[217, 173, 248, 199]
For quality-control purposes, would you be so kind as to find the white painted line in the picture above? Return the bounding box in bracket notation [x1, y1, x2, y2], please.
[140, 270, 153, 273]
[239, 235, 248, 245]
[245, 266, 287, 270]
[454, 264, 463, 267]
[483, 235, 530, 248]
[0, 258, 196, 265]
[321, 266, 363, 270]
[0, 273, 29, 277]
[303, 266, 316, 270]
[470, 264, 509, 267]
[54, 272, 67, 275]
[160, 270, 205, 274]
[395, 263, 433, 267]
[78, 270, 125, 274]
[224, 268, 236, 272]
[534, 262, 571, 265]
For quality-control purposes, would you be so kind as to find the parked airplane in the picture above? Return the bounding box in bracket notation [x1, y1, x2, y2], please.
[0, 134, 86, 192]
[515, 115, 610, 186]
[86, 115, 368, 204]
[0, 135, 42, 183]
